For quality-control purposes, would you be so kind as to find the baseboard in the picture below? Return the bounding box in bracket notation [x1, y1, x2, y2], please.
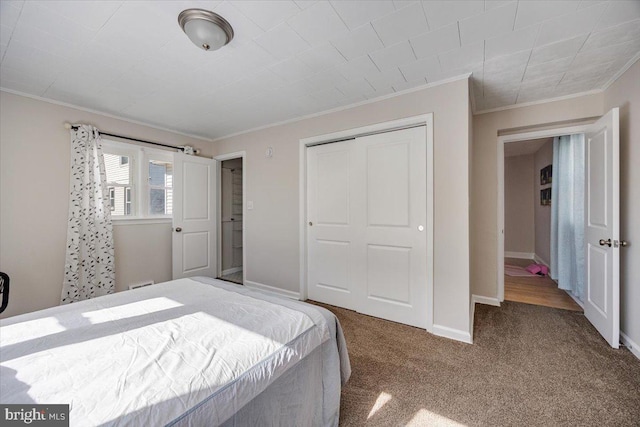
[244, 280, 301, 300]
[469, 299, 476, 343]
[620, 332, 640, 360]
[221, 267, 243, 275]
[533, 254, 550, 269]
[505, 251, 534, 259]
[432, 324, 472, 344]
[567, 290, 584, 309]
[472, 294, 501, 307]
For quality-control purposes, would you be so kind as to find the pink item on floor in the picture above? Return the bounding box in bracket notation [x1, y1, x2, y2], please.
[539, 265, 549, 275]
[525, 264, 542, 275]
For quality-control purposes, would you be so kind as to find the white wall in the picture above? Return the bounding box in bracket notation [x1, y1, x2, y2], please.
[0, 91, 213, 318]
[504, 154, 535, 254]
[604, 59, 640, 352]
[534, 139, 553, 265]
[213, 78, 472, 337]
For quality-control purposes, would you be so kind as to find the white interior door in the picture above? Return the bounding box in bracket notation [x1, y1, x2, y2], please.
[354, 127, 428, 328]
[307, 126, 429, 329]
[173, 153, 217, 279]
[584, 108, 620, 348]
[307, 139, 358, 310]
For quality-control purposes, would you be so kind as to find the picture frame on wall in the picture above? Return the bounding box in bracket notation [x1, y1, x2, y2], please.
[540, 188, 552, 206]
[540, 165, 552, 185]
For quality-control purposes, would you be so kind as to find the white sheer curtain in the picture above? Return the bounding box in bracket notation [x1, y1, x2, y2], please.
[550, 134, 585, 300]
[61, 125, 115, 304]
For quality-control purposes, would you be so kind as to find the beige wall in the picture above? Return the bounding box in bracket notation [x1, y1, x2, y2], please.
[604, 60, 640, 349]
[0, 91, 213, 318]
[471, 92, 604, 301]
[504, 154, 535, 254]
[213, 78, 472, 335]
[534, 139, 553, 265]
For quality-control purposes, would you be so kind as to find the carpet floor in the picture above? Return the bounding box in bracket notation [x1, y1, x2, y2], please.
[315, 301, 640, 426]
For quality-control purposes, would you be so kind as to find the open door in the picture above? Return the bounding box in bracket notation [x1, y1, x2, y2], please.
[584, 108, 620, 348]
[172, 153, 217, 279]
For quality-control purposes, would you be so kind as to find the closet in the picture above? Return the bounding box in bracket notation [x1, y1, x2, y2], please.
[306, 126, 429, 328]
[220, 159, 243, 282]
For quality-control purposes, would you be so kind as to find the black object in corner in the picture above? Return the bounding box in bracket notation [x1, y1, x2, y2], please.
[0, 272, 9, 314]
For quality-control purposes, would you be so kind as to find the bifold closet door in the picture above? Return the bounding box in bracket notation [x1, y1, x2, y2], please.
[307, 126, 428, 328]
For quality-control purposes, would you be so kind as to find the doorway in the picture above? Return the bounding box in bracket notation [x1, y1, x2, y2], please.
[497, 108, 621, 348]
[502, 136, 582, 312]
[215, 153, 245, 285]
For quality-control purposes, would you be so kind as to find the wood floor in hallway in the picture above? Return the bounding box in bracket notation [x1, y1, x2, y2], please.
[504, 258, 582, 312]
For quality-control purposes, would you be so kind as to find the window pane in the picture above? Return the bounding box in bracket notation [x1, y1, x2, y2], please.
[104, 153, 130, 185]
[107, 186, 131, 216]
[149, 188, 166, 215]
[125, 187, 132, 215]
[108, 187, 115, 211]
[149, 160, 172, 187]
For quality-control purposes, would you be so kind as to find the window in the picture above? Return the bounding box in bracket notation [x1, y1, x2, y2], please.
[148, 160, 173, 215]
[108, 187, 115, 211]
[104, 150, 133, 216]
[103, 140, 174, 220]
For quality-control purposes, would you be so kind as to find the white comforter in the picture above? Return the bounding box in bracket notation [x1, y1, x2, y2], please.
[0, 278, 348, 426]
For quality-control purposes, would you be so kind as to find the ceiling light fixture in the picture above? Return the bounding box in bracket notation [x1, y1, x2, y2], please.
[178, 9, 234, 51]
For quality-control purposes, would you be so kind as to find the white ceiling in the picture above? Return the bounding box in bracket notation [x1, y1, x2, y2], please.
[1, 1, 639, 140]
[504, 137, 552, 157]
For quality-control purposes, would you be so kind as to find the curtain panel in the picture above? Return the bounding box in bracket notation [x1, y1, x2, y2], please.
[61, 125, 115, 303]
[550, 134, 585, 300]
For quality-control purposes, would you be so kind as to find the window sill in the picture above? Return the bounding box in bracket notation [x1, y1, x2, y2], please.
[111, 217, 172, 226]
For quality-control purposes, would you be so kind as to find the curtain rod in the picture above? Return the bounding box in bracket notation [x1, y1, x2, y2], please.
[64, 123, 185, 152]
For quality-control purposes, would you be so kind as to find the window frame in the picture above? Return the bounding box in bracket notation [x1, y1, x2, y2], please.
[102, 139, 174, 223]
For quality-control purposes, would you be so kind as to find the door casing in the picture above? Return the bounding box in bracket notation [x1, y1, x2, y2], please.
[214, 151, 247, 284]
[496, 122, 597, 304]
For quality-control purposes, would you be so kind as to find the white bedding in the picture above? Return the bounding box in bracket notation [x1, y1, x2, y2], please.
[0, 278, 350, 426]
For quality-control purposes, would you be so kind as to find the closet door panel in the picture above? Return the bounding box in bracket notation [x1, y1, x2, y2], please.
[307, 140, 357, 309]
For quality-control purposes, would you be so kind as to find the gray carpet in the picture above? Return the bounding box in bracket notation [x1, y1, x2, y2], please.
[315, 301, 640, 426]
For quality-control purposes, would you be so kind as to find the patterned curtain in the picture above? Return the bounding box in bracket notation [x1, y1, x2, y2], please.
[61, 125, 115, 304]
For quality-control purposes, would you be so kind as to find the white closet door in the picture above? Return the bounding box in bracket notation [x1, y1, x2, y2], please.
[354, 127, 428, 328]
[307, 140, 358, 310]
[307, 126, 429, 329]
[173, 153, 217, 279]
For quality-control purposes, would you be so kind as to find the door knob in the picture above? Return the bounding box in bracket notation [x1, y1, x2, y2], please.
[175, 227, 182, 232]
[309, 222, 313, 226]
[614, 240, 629, 248]
[599, 238, 611, 247]
[418, 225, 424, 232]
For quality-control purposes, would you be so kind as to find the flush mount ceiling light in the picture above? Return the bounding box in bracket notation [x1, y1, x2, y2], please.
[178, 9, 234, 51]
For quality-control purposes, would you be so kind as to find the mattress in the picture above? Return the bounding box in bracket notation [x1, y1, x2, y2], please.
[0, 277, 350, 426]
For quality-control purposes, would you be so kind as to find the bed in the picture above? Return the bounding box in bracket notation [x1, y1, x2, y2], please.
[0, 277, 351, 426]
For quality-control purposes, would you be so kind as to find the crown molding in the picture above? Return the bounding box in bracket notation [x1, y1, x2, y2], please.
[211, 73, 472, 142]
[474, 89, 604, 115]
[601, 51, 640, 91]
[0, 88, 214, 143]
